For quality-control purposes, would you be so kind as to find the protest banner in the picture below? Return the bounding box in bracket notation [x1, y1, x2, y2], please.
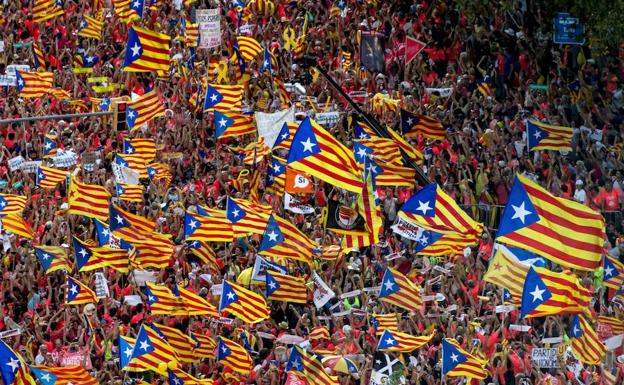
[197, 9, 221, 49]
[531, 348, 559, 368]
[312, 271, 335, 309]
[255, 107, 295, 148]
[8, 156, 24, 172]
[0, 64, 30, 86]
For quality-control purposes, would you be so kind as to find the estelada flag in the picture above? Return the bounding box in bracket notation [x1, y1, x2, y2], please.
[285, 168, 313, 193]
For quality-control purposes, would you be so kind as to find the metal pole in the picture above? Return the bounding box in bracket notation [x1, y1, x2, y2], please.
[0, 111, 113, 125]
[300, 56, 429, 186]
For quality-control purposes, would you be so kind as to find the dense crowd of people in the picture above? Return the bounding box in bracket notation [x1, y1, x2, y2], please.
[0, 1, 623, 385]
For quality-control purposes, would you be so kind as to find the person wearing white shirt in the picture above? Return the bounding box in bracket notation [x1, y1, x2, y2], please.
[573, 179, 587, 204]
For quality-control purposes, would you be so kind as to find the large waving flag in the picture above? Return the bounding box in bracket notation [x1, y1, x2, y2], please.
[67, 178, 109, 221]
[603, 254, 624, 290]
[379, 267, 422, 312]
[287, 117, 362, 193]
[527, 120, 574, 152]
[568, 315, 607, 365]
[126, 90, 165, 130]
[0, 340, 36, 385]
[0, 214, 34, 239]
[0, 194, 27, 214]
[377, 330, 433, 352]
[66, 276, 97, 305]
[258, 215, 317, 263]
[496, 174, 605, 271]
[191, 333, 217, 359]
[32, 0, 64, 23]
[123, 25, 170, 72]
[128, 324, 179, 375]
[175, 286, 219, 317]
[151, 323, 196, 363]
[217, 337, 252, 374]
[219, 280, 270, 324]
[110, 204, 155, 240]
[34, 245, 71, 274]
[78, 15, 103, 40]
[287, 346, 339, 385]
[145, 282, 186, 315]
[126, 236, 173, 270]
[483, 245, 532, 303]
[187, 240, 219, 269]
[214, 111, 256, 139]
[235, 36, 263, 62]
[119, 336, 143, 372]
[442, 338, 488, 379]
[520, 266, 591, 318]
[400, 109, 445, 141]
[30, 366, 97, 385]
[113, 0, 143, 23]
[73, 236, 129, 273]
[203, 84, 243, 112]
[266, 271, 307, 303]
[36, 166, 68, 189]
[123, 137, 157, 162]
[116, 183, 144, 202]
[16, 71, 53, 98]
[398, 183, 483, 236]
[226, 197, 271, 236]
[371, 314, 399, 334]
[184, 211, 234, 242]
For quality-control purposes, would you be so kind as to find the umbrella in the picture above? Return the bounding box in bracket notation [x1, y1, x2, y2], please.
[321, 355, 359, 375]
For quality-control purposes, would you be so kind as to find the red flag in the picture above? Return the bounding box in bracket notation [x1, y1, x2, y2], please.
[405, 36, 426, 65]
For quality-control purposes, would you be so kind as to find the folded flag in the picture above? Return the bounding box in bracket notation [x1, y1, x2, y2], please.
[204, 84, 243, 112]
[67, 177, 109, 221]
[273, 122, 297, 150]
[603, 254, 624, 290]
[219, 280, 270, 324]
[126, 90, 165, 130]
[0, 340, 36, 385]
[145, 282, 186, 315]
[0, 194, 27, 214]
[520, 266, 591, 319]
[287, 117, 363, 193]
[113, 0, 143, 23]
[569, 315, 607, 365]
[483, 244, 532, 303]
[371, 314, 399, 334]
[123, 137, 157, 162]
[128, 324, 179, 375]
[119, 336, 146, 372]
[527, 120, 574, 152]
[379, 267, 422, 312]
[30, 366, 97, 385]
[147, 162, 172, 185]
[32, 0, 64, 23]
[0, 214, 34, 239]
[66, 276, 97, 305]
[266, 271, 307, 303]
[43, 134, 58, 157]
[214, 111, 256, 139]
[376, 329, 434, 352]
[496, 174, 604, 271]
[78, 15, 103, 40]
[167, 368, 208, 385]
[400, 109, 445, 141]
[354, 138, 403, 166]
[116, 183, 144, 202]
[398, 183, 483, 236]
[442, 338, 488, 379]
[187, 240, 219, 269]
[217, 337, 252, 374]
[597, 315, 624, 335]
[123, 25, 170, 73]
[258, 214, 317, 263]
[16, 71, 53, 98]
[34, 245, 72, 274]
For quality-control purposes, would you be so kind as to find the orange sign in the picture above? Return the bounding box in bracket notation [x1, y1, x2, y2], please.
[285, 168, 314, 193]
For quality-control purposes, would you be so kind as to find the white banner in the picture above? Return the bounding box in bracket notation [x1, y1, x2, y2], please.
[531, 348, 559, 368]
[340, 290, 361, 299]
[391, 217, 427, 242]
[284, 193, 315, 215]
[255, 107, 295, 148]
[132, 270, 156, 287]
[0, 64, 30, 86]
[21, 161, 42, 174]
[123, 295, 143, 306]
[312, 271, 335, 309]
[112, 163, 140, 185]
[251, 255, 287, 282]
[8, 156, 24, 171]
[52, 150, 78, 168]
[315, 112, 340, 126]
[603, 334, 623, 351]
[425, 88, 453, 98]
[197, 9, 221, 49]
[94, 272, 110, 299]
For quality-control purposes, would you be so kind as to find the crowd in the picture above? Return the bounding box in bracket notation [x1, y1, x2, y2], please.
[0, 1, 623, 385]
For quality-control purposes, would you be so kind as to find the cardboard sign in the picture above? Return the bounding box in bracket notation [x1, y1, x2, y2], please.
[8, 156, 24, 171]
[197, 9, 221, 49]
[20, 161, 42, 174]
[531, 348, 559, 368]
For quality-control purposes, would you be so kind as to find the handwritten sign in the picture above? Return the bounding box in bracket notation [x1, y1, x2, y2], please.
[197, 9, 221, 49]
[21, 161, 42, 174]
[8, 156, 25, 171]
[531, 348, 559, 368]
[312, 271, 335, 309]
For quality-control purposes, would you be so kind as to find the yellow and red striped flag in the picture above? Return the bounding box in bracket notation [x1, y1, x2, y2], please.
[214, 111, 256, 139]
[0, 194, 27, 214]
[127, 324, 179, 374]
[225, 197, 271, 237]
[597, 315, 624, 335]
[181, 14, 199, 47]
[235, 36, 263, 62]
[527, 120, 574, 152]
[386, 125, 424, 164]
[355, 137, 403, 165]
[483, 245, 530, 303]
[32, 0, 64, 23]
[30, 366, 97, 385]
[145, 282, 187, 315]
[123, 137, 156, 162]
[379, 267, 422, 312]
[187, 240, 219, 269]
[266, 271, 307, 303]
[113, 0, 142, 24]
[371, 313, 399, 334]
[116, 153, 148, 177]
[219, 280, 270, 324]
[34, 245, 72, 274]
[191, 333, 217, 359]
[16, 71, 53, 98]
[73, 236, 129, 273]
[151, 323, 197, 363]
[377, 329, 434, 352]
[147, 162, 172, 185]
[184, 211, 234, 242]
[569, 315, 607, 365]
[66, 276, 97, 305]
[126, 90, 165, 130]
[288, 346, 339, 385]
[496, 174, 605, 271]
[175, 286, 219, 317]
[0, 340, 36, 385]
[400, 109, 445, 141]
[123, 26, 170, 73]
[78, 15, 103, 40]
[0, 214, 34, 239]
[203, 84, 243, 112]
[32, 41, 46, 70]
[110, 204, 155, 241]
[126, 232, 173, 269]
[603, 254, 624, 290]
[217, 337, 252, 374]
[36, 166, 69, 188]
[258, 214, 317, 263]
[67, 178, 110, 221]
[308, 326, 330, 340]
[415, 231, 478, 256]
[116, 183, 144, 202]
[442, 338, 488, 379]
[287, 117, 363, 193]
